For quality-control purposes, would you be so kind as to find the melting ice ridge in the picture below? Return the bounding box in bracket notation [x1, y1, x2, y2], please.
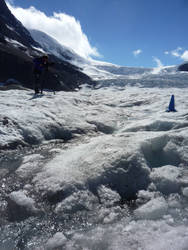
[1, 79, 188, 249]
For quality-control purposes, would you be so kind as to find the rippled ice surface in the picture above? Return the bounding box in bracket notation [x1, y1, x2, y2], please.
[1, 83, 188, 249]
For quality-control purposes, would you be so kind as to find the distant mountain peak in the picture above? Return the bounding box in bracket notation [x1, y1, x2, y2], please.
[29, 29, 86, 63]
[0, 0, 94, 90]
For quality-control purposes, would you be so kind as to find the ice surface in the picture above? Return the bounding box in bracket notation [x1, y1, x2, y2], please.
[0, 90, 96, 149]
[1, 81, 188, 249]
[57, 220, 188, 250]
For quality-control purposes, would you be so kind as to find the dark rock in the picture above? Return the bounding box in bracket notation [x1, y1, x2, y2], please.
[0, 0, 39, 48]
[178, 63, 188, 72]
[5, 78, 21, 85]
[0, 84, 29, 91]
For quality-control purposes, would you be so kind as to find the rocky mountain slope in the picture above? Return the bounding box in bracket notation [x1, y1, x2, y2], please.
[0, 0, 94, 91]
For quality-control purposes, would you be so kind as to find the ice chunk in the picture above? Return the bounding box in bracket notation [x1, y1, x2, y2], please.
[7, 190, 39, 221]
[55, 190, 98, 214]
[45, 232, 67, 250]
[136, 190, 156, 206]
[98, 185, 121, 207]
[97, 206, 122, 224]
[167, 193, 182, 208]
[182, 187, 188, 198]
[134, 197, 168, 220]
[150, 165, 181, 194]
[0, 168, 9, 178]
[137, 190, 155, 200]
[16, 154, 44, 178]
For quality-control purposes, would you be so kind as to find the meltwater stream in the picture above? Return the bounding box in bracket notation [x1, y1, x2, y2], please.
[1, 82, 188, 249]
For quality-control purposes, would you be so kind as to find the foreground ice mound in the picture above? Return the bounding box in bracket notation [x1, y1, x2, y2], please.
[33, 134, 150, 201]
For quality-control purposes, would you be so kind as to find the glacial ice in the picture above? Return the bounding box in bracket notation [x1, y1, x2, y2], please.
[1, 83, 188, 249]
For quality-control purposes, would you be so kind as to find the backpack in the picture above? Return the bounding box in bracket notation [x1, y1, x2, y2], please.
[33, 57, 44, 74]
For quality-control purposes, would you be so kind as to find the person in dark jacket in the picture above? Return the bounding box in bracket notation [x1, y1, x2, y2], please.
[33, 55, 50, 94]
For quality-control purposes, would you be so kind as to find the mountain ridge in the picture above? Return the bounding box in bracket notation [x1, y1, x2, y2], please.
[0, 0, 94, 91]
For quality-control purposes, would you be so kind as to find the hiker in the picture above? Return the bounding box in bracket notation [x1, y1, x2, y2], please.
[33, 55, 51, 94]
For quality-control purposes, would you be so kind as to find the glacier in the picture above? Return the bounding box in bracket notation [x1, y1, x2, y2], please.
[1, 69, 188, 249]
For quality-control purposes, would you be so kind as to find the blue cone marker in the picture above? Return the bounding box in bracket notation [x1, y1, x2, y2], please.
[166, 94, 177, 112]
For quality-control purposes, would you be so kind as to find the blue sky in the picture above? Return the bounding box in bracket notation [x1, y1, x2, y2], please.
[7, 0, 188, 67]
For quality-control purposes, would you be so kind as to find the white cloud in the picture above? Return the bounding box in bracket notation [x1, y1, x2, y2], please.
[164, 47, 188, 61]
[152, 57, 164, 74]
[171, 47, 183, 57]
[6, 3, 100, 59]
[181, 51, 188, 61]
[133, 49, 142, 57]
[153, 57, 163, 68]
[6, 0, 14, 4]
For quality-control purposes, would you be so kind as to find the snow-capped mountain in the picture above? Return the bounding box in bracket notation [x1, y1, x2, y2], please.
[29, 29, 153, 80]
[29, 29, 117, 80]
[29, 29, 187, 88]
[0, 0, 94, 90]
[29, 29, 157, 80]
[29, 29, 86, 64]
